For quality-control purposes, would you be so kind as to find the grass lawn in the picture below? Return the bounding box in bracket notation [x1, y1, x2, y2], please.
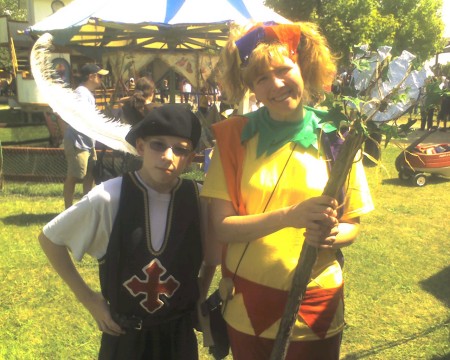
[0, 140, 449, 359]
[0, 108, 50, 146]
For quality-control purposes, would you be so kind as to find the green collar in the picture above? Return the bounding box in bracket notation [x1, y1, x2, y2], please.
[241, 106, 335, 158]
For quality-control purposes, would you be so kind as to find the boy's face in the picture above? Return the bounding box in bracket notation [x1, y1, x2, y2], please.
[135, 135, 195, 193]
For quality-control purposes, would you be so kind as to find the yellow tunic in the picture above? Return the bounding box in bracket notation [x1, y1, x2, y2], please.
[201, 116, 374, 341]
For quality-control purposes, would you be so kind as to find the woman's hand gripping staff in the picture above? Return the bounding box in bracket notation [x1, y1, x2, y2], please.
[296, 196, 339, 248]
[281, 195, 336, 246]
[294, 197, 361, 249]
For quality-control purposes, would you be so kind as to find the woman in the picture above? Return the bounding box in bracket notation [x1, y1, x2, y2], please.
[121, 77, 161, 126]
[200, 22, 374, 360]
[118, 77, 163, 173]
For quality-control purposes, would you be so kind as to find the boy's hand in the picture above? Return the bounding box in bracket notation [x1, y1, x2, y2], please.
[82, 291, 125, 336]
[37, 234, 126, 336]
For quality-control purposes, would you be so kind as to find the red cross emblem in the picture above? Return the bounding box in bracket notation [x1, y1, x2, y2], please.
[123, 259, 180, 314]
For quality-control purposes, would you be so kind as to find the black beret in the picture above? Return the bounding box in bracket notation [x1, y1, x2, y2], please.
[125, 104, 201, 149]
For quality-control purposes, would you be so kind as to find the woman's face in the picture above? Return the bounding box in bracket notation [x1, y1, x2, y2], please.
[251, 56, 304, 122]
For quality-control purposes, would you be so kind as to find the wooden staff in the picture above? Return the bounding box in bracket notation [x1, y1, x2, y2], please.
[269, 128, 366, 360]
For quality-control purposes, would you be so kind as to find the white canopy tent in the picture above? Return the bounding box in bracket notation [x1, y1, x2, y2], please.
[27, 0, 290, 89]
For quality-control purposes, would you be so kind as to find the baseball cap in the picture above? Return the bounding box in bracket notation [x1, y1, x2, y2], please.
[125, 104, 201, 149]
[80, 63, 109, 77]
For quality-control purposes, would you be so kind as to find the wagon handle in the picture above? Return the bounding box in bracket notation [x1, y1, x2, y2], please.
[405, 128, 438, 152]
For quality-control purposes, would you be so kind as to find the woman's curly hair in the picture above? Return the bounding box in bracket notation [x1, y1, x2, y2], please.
[218, 22, 336, 105]
[121, 77, 157, 125]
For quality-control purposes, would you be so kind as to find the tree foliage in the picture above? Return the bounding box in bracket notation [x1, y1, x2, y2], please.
[0, 0, 27, 70]
[264, 0, 446, 67]
[0, 0, 27, 20]
[437, 62, 450, 78]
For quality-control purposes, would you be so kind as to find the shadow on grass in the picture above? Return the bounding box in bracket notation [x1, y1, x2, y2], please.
[430, 354, 450, 360]
[1, 213, 59, 226]
[343, 268, 450, 359]
[342, 318, 450, 359]
[382, 176, 450, 187]
[420, 266, 450, 308]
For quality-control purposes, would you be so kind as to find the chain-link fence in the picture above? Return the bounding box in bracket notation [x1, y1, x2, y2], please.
[1, 146, 130, 183]
[0, 145, 206, 186]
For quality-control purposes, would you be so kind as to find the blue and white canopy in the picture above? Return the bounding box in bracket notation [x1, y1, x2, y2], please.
[27, 0, 290, 52]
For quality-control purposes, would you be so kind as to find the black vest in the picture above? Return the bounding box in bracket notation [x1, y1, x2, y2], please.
[99, 173, 203, 325]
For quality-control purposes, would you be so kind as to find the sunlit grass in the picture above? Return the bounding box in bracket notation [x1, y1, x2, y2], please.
[0, 141, 449, 359]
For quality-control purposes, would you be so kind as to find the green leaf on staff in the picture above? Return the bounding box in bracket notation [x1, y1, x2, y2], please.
[352, 58, 372, 71]
[322, 107, 349, 129]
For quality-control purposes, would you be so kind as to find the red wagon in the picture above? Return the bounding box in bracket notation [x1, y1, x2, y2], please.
[395, 131, 450, 187]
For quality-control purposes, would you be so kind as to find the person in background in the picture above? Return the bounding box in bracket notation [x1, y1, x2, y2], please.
[331, 75, 342, 99]
[200, 22, 374, 360]
[39, 104, 221, 359]
[437, 77, 449, 132]
[120, 77, 161, 126]
[218, 88, 236, 120]
[418, 85, 427, 131]
[159, 79, 170, 103]
[0, 79, 9, 96]
[63, 63, 109, 209]
[421, 76, 441, 131]
[127, 77, 135, 92]
[181, 79, 192, 104]
[198, 87, 212, 116]
[118, 77, 163, 174]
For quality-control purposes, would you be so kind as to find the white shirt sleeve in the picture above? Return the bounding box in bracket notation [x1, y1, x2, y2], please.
[43, 177, 122, 261]
[43, 177, 203, 261]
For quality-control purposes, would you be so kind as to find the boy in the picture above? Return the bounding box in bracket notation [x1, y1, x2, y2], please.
[39, 104, 220, 359]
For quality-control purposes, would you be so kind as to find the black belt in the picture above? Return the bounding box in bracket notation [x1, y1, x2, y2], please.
[112, 310, 193, 331]
[112, 313, 144, 330]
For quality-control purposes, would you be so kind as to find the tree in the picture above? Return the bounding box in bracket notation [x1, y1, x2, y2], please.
[264, 0, 446, 67]
[318, 0, 397, 67]
[0, 0, 27, 70]
[0, 0, 27, 19]
[379, 0, 445, 64]
[436, 61, 450, 78]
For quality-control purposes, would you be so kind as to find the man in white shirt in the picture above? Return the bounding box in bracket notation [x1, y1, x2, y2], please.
[63, 63, 109, 209]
